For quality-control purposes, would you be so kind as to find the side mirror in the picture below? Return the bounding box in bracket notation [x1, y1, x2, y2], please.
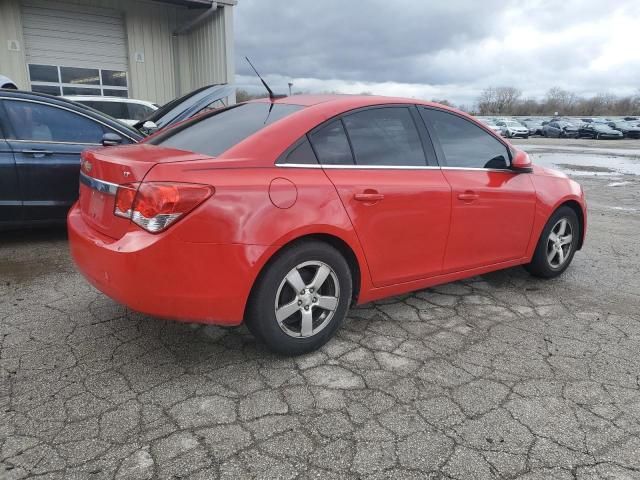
[102, 132, 123, 147]
[141, 120, 159, 135]
[511, 150, 533, 173]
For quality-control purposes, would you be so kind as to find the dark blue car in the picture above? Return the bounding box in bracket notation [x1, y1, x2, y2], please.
[0, 85, 233, 229]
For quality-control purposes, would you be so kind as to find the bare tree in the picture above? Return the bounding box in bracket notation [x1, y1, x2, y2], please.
[477, 86, 522, 115]
[236, 89, 264, 102]
[475, 87, 640, 116]
[431, 98, 455, 108]
[544, 87, 579, 115]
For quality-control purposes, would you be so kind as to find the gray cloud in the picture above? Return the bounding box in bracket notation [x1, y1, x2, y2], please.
[234, 0, 640, 105]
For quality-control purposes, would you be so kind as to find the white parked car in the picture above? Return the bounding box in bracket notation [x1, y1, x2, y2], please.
[478, 118, 502, 135]
[64, 96, 158, 126]
[496, 120, 530, 138]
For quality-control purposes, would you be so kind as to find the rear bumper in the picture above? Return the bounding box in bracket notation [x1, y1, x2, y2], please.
[68, 204, 266, 326]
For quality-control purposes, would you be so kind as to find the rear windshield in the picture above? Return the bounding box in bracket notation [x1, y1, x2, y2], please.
[150, 102, 303, 157]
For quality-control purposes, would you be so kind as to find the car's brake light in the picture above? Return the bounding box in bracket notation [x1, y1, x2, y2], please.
[114, 182, 214, 233]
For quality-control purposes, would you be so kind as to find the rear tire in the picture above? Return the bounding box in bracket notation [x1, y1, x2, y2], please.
[245, 240, 352, 356]
[524, 206, 579, 278]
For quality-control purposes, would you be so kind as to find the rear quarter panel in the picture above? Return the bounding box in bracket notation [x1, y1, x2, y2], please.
[144, 161, 372, 301]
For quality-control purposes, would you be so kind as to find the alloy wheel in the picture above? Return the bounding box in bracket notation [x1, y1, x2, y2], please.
[546, 218, 573, 269]
[274, 261, 340, 338]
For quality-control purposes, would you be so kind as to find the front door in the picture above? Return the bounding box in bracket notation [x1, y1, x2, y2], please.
[420, 107, 536, 273]
[2, 99, 107, 221]
[309, 107, 452, 287]
[0, 138, 21, 224]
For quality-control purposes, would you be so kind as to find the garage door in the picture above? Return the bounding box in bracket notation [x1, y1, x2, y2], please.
[22, 0, 130, 97]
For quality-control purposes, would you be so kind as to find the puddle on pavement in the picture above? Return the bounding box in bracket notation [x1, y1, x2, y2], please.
[522, 143, 640, 158]
[525, 151, 640, 177]
[0, 258, 62, 284]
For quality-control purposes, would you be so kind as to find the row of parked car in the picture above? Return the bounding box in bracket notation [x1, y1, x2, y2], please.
[478, 116, 640, 140]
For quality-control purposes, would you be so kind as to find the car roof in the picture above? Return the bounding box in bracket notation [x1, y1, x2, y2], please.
[217, 94, 508, 163]
[0, 89, 143, 140]
[248, 94, 449, 109]
[64, 95, 155, 105]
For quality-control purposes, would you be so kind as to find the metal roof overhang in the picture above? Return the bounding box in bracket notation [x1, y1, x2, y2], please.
[153, 0, 214, 8]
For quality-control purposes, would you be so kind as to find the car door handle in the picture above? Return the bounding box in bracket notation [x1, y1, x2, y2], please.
[354, 192, 385, 202]
[457, 191, 479, 202]
[22, 149, 53, 157]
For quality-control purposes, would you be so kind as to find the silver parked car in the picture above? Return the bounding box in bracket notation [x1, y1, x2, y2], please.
[496, 120, 529, 138]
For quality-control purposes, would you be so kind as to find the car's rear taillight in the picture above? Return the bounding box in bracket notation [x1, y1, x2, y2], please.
[114, 182, 214, 233]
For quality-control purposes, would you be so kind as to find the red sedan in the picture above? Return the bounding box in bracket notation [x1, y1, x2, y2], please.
[68, 95, 587, 355]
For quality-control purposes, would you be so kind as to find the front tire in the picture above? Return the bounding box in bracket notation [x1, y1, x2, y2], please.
[245, 240, 352, 355]
[524, 206, 579, 278]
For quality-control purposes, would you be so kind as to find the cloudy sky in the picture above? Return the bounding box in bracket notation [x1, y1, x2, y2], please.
[234, 0, 640, 107]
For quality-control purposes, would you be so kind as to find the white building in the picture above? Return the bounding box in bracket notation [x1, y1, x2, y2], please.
[0, 0, 236, 104]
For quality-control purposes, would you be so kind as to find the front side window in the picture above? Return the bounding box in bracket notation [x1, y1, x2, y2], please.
[3, 100, 105, 143]
[342, 107, 427, 166]
[308, 120, 354, 165]
[152, 103, 303, 157]
[421, 108, 510, 169]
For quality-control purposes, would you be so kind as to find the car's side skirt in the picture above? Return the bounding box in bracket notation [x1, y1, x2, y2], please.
[358, 256, 529, 304]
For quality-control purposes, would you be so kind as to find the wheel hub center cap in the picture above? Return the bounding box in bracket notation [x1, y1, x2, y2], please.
[300, 292, 312, 307]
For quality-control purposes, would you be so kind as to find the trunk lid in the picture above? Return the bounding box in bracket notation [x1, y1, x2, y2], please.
[78, 144, 210, 239]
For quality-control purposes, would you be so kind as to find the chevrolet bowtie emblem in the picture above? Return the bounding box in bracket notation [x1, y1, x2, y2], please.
[123, 170, 131, 177]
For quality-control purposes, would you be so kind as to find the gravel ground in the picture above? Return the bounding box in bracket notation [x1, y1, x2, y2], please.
[1, 139, 640, 479]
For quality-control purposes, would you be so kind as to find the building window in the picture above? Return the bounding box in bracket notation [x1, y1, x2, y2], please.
[28, 64, 128, 98]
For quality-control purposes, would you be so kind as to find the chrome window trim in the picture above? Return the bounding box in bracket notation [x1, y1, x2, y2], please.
[275, 163, 514, 173]
[441, 166, 515, 173]
[9, 138, 101, 146]
[79, 170, 119, 195]
[0, 97, 138, 142]
[276, 163, 439, 170]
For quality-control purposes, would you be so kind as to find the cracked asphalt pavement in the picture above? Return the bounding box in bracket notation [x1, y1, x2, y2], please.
[2, 139, 640, 479]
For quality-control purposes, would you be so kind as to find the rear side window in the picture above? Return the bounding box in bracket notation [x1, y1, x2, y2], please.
[280, 138, 318, 165]
[152, 103, 303, 157]
[421, 108, 510, 169]
[342, 107, 427, 166]
[309, 120, 354, 165]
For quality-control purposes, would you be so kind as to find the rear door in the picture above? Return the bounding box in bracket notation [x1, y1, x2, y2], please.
[420, 107, 536, 273]
[0, 113, 21, 223]
[310, 106, 451, 287]
[2, 98, 126, 221]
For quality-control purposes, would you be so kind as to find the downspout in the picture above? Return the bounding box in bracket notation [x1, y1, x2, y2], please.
[173, 2, 218, 35]
[172, 2, 218, 96]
